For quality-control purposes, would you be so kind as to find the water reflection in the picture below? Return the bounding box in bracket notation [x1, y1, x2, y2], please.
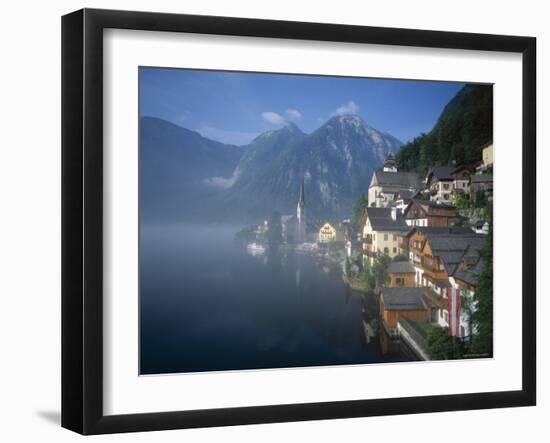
[140, 223, 404, 374]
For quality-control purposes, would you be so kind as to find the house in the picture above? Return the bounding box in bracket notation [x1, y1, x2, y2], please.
[403, 198, 459, 227]
[403, 226, 487, 336]
[392, 190, 422, 214]
[318, 222, 337, 243]
[469, 174, 493, 201]
[386, 261, 416, 287]
[405, 226, 485, 293]
[473, 220, 490, 235]
[379, 287, 439, 333]
[426, 166, 455, 204]
[475, 141, 494, 173]
[368, 154, 422, 208]
[360, 207, 409, 262]
[451, 165, 472, 192]
[450, 245, 486, 338]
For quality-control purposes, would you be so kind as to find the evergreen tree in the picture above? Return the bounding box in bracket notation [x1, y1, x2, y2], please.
[470, 224, 493, 356]
[396, 85, 493, 174]
[427, 326, 465, 360]
[352, 193, 369, 227]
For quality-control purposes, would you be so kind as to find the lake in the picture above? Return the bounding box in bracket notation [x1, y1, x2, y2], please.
[140, 223, 403, 374]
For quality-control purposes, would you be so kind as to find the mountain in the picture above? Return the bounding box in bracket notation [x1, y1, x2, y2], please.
[222, 115, 402, 220]
[139, 115, 402, 222]
[140, 116, 244, 220]
[396, 84, 493, 173]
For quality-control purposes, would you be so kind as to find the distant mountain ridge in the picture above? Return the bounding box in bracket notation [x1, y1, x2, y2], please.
[140, 114, 402, 222]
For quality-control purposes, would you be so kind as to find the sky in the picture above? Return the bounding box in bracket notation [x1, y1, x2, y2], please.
[139, 67, 465, 145]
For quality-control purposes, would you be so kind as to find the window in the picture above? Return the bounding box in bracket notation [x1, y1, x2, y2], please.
[444, 193, 449, 200]
[384, 234, 388, 241]
[443, 183, 450, 190]
[384, 247, 389, 254]
[396, 277, 404, 286]
[393, 247, 397, 253]
[393, 235, 397, 241]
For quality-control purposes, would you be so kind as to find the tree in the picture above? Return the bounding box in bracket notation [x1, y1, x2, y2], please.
[266, 210, 283, 245]
[392, 252, 409, 262]
[452, 190, 470, 209]
[395, 85, 493, 174]
[352, 193, 369, 227]
[469, 223, 493, 356]
[427, 326, 465, 360]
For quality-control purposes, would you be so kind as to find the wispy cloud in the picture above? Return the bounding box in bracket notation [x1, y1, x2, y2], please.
[203, 168, 241, 189]
[334, 101, 360, 116]
[262, 109, 302, 126]
[285, 109, 302, 120]
[199, 125, 259, 145]
[261, 111, 286, 126]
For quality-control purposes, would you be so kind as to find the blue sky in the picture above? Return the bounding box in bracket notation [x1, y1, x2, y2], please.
[139, 67, 464, 145]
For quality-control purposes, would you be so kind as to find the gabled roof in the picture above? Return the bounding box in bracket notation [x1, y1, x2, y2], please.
[363, 207, 409, 232]
[451, 164, 471, 175]
[427, 235, 487, 275]
[370, 170, 422, 189]
[381, 287, 437, 311]
[426, 166, 454, 183]
[387, 261, 415, 274]
[404, 198, 456, 218]
[405, 226, 475, 239]
[454, 245, 485, 286]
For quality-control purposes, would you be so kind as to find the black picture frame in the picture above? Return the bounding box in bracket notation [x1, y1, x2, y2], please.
[62, 8, 536, 435]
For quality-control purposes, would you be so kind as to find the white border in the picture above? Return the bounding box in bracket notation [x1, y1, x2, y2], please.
[103, 29, 523, 415]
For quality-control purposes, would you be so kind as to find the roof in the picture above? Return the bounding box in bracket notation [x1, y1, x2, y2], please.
[427, 166, 454, 182]
[470, 174, 493, 184]
[427, 235, 487, 275]
[371, 170, 422, 188]
[451, 164, 471, 174]
[364, 207, 409, 231]
[474, 220, 488, 229]
[454, 245, 485, 286]
[381, 287, 437, 311]
[404, 199, 456, 218]
[387, 261, 415, 274]
[405, 226, 475, 238]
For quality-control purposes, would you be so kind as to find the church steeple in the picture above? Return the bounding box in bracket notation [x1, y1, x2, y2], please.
[297, 181, 306, 242]
[298, 181, 305, 209]
[383, 153, 398, 172]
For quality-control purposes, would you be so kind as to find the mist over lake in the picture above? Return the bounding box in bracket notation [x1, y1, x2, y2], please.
[140, 223, 401, 374]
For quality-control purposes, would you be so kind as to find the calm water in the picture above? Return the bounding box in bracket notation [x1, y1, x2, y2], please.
[140, 223, 402, 374]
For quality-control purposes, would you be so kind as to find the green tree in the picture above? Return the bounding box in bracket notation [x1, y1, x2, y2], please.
[395, 85, 493, 173]
[393, 252, 409, 262]
[427, 326, 465, 360]
[452, 190, 470, 209]
[470, 224, 493, 356]
[352, 193, 369, 227]
[266, 210, 283, 245]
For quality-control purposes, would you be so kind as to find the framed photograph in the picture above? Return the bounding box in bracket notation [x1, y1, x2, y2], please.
[61, 8, 536, 435]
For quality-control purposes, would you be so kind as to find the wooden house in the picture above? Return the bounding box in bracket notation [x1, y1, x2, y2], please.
[379, 287, 438, 333]
[386, 261, 416, 287]
[403, 198, 459, 227]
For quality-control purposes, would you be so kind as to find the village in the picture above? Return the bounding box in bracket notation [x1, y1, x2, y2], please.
[238, 140, 494, 362]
